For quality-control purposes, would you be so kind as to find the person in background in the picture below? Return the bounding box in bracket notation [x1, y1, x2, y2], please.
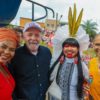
[89, 34, 100, 100]
[9, 22, 52, 100]
[13, 27, 24, 46]
[0, 28, 19, 100]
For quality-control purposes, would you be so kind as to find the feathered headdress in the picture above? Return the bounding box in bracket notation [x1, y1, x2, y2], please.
[68, 4, 83, 37]
[52, 4, 90, 60]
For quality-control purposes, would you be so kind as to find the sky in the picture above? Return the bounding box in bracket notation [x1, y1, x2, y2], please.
[11, 0, 100, 31]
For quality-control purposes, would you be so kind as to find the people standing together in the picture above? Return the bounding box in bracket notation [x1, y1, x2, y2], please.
[0, 3, 100, 100]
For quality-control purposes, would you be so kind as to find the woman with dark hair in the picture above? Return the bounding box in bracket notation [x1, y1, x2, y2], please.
[46, 4, 89, 100]
[47, 38, 89, 100]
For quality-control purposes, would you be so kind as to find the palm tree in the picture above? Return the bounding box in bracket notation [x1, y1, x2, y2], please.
[82, 19, 98, 41]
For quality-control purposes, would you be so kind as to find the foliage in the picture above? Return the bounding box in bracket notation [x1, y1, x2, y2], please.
[5, 24, 18, 28]
[82, 19, 98, 40]
[40, 41, 53, 53]
[83, 48, 96, 58]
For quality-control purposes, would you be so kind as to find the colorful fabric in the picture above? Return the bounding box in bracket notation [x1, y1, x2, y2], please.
[0, 63, 15, 100]
[47, 58, 89, 100]
[57, 62, 74, 100]
[89, 57, 100, 100]
[0, 28, 19, 46]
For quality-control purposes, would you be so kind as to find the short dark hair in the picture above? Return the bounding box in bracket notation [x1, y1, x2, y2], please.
[13, 27, 23, 34]
[62, 38, 79, 48]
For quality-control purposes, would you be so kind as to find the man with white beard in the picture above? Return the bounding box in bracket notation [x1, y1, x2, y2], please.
[9, 22, 52, 100]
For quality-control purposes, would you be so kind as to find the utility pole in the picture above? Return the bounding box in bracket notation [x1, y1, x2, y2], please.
[58, 15, 63, 26]
[55, 13, 63, 31]
[55, 13, 58, 31]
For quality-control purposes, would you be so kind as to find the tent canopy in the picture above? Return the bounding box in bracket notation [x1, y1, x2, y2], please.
[0, 0, 22, 27]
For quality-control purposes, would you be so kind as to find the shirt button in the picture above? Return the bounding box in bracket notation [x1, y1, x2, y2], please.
[38, 74, 40, 77]
[40, 94, 42, 96]
[37, 65, 39, 67]
[40, 84, 42, 86]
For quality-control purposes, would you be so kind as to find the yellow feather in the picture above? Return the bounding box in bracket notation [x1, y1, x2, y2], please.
[71, 4, 77, 37]
[74, 8, 83, 35]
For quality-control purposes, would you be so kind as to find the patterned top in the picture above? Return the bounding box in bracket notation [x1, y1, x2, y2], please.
[57, 58, 79, 100]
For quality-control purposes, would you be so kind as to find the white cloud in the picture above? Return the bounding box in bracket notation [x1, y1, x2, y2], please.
[11, 0, 100, 31]
[11, 19, 19, 25]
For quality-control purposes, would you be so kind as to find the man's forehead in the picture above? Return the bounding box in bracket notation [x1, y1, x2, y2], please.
[93, 37, 100, 46]
[94, 35, 100, 42]
[94, 38, 100, 43]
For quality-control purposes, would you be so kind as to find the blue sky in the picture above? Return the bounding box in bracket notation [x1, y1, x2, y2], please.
[11, 0, 100, 31]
